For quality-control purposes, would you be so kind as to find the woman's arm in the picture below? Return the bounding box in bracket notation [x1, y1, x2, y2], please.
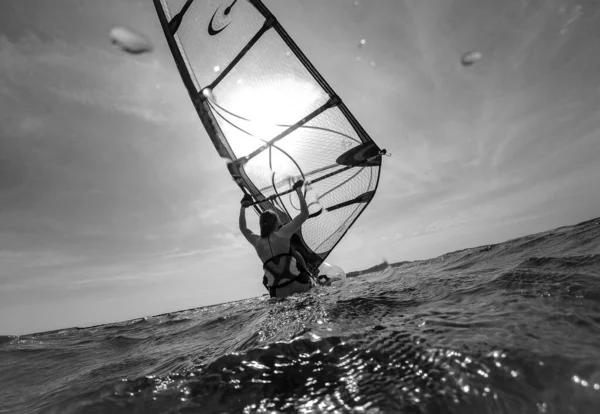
[239, 201, 259, 245]
[291, 247, 308, 271]
[278, 181, 309, 238]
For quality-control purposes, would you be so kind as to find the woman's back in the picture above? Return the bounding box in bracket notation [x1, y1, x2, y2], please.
[238, 180, 312, 297]
[253, 232, 291, 263]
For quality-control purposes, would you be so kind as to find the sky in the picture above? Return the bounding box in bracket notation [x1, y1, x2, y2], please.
[1, 0, 599, 334]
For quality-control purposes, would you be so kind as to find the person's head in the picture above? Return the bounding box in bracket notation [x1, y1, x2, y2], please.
[259, 210, 281, 237]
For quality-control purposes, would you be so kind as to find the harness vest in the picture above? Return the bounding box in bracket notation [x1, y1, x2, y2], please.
[260, 234, 313, 297]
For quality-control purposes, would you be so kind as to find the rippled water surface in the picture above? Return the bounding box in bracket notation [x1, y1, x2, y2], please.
[1, 218, 599, 413]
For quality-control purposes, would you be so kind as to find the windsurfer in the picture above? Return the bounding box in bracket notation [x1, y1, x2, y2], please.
[239, 180, 314, 297]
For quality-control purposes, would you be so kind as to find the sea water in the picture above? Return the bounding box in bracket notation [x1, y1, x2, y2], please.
[1, 218, 599, 413]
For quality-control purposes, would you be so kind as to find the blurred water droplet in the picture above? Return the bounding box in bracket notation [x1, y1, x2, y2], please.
[356, 56, 362, 62]
[370, 60, 376, 67]
[213, 65, 221, 72]
[285, 51, 291, 57]
[237, 78, 243, 84]
[460, 51, 482, 66]
[354, 0, 360, 6]
[318, 262, 347, 287]
[109, 26, 153, 54]
[358, 38, 366, 48]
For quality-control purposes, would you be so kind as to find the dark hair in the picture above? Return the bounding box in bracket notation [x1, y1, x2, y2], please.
[259, 210, 281, 237]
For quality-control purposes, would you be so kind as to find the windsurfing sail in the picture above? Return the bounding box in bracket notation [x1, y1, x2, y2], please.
[154, 0, 385, 271]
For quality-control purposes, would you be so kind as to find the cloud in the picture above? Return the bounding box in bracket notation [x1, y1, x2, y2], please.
[0, 249, 84, 276]
[0, 29, 244, 258]
[0, 33, 194, 126]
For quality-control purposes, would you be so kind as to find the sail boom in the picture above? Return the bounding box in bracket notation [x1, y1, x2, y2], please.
[246, 149, 385, 208]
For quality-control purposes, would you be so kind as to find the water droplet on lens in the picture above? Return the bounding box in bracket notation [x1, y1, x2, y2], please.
[358, 38, 366, 48]
[461, 51, 482, 66]
[109, 26, 153, 54]
[213, 65, 220, 72]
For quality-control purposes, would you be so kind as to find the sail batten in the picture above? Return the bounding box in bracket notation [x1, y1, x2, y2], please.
[154, 0, 384, 269]
[239, 95, 339, 164]
[168, 0, 194, 34]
